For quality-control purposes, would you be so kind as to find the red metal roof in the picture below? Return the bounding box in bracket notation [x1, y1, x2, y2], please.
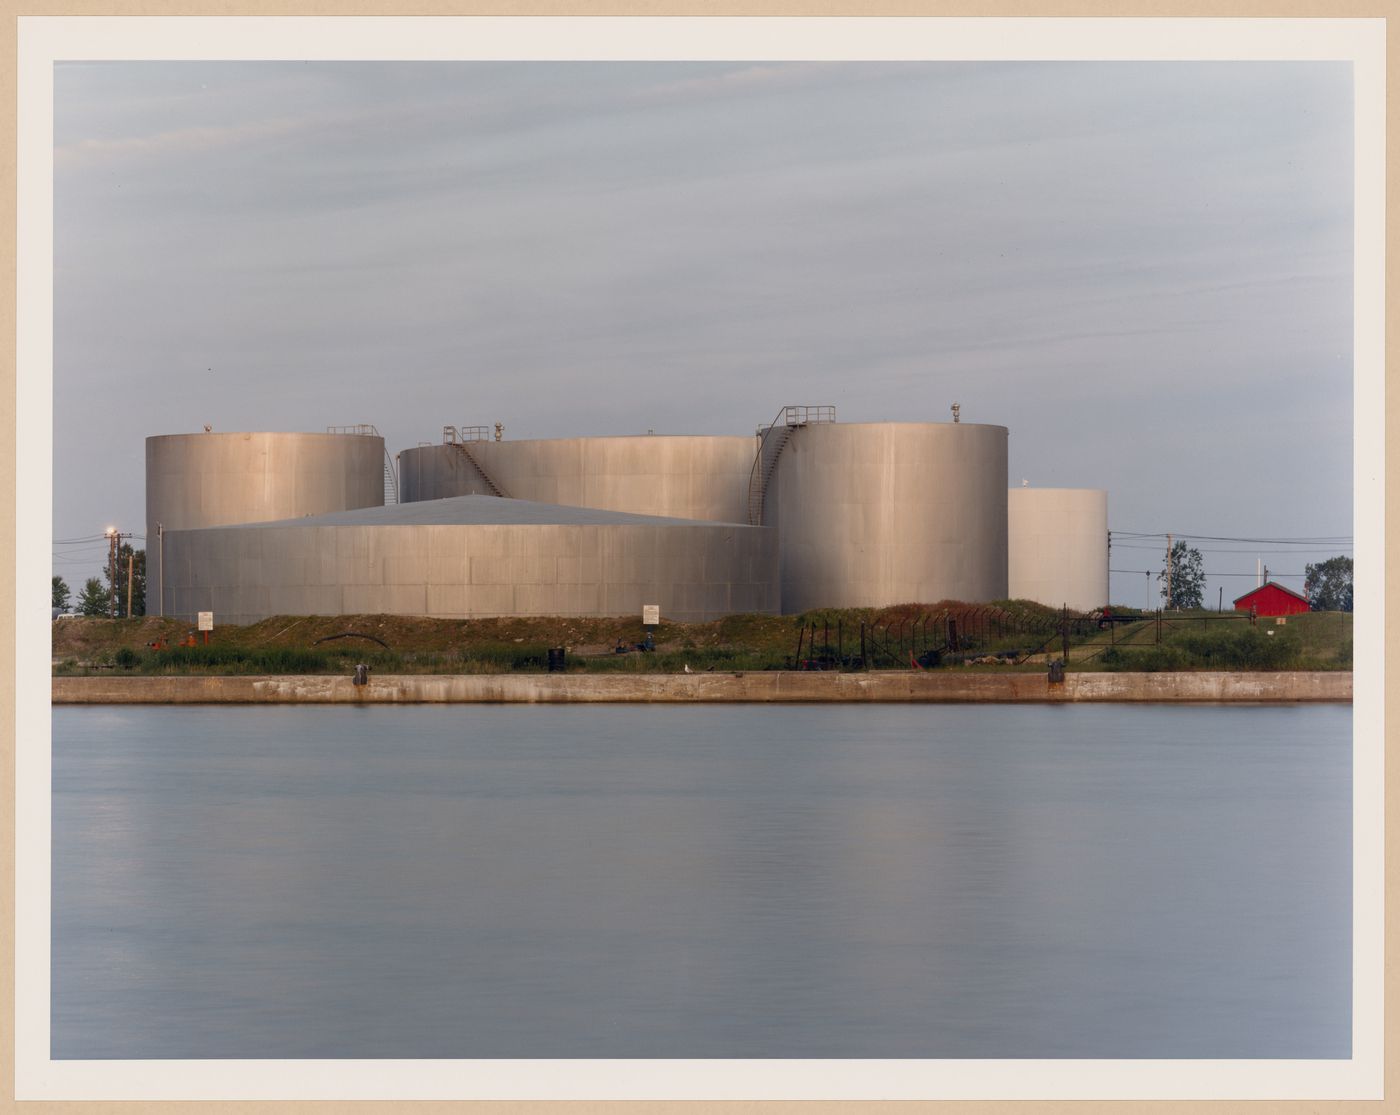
[1232, 582, 1311, 616]
[1232, 581, 1309, 606]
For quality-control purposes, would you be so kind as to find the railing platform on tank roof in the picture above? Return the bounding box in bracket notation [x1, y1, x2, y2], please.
[442, 425, 492, 444]
[776, 405, 835, 428]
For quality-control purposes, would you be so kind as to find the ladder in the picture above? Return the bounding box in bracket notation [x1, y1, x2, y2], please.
[443, 426, 509, 498]
[746, 405, 835, 526]
[382, 451, 399, 505]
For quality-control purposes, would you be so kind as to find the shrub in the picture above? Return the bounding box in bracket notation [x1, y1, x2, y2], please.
[457, 643, 551, 671]
[1099, 645, 1187, 672]
[157, 645, 333, 674]
[1175, 627, 1301, 670]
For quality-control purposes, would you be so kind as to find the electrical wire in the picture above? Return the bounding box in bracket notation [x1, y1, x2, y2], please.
[1111, 568, 1310, 578]
[1111, 543, 1351, 554]
[1112, 531, 1352, 545]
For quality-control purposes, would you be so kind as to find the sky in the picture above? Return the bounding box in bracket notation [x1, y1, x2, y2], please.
[50, 60, 1355, 609]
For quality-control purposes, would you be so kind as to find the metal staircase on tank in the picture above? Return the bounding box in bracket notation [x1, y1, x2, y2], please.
[443, 425, 510, 498]
[383, 455, 399, 505]
[327, 424, 399, 504]
[747, 405, 835, 526]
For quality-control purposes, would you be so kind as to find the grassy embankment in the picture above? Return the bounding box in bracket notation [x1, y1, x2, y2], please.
[1069, 609, 1351, 672]
[51, 602, 1352, 677]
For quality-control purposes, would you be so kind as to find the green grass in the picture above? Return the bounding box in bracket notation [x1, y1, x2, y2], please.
[52, 606, 1352, 676]
[1082, 611, 1350, 672]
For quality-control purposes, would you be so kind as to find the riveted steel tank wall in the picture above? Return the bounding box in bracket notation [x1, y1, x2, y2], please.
[160, 520, 779, 624]
[1007, 488, 1109, 612]
[764, 422, 1008, 612]
[146, 432, 385, 613]
[399, 436, 755, 523]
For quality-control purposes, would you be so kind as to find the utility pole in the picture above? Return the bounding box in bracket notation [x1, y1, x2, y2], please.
[1165, 532, 1173, 610]
[127, 551, 134, 618]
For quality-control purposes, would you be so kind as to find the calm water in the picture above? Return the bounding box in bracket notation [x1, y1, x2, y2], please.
[52, 703, 1351, 1059]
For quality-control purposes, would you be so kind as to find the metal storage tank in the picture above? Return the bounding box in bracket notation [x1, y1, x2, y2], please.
[761, 421, 1009, 612]
[1007, 487, 1109, 612]
[399, 434, 755, 523]
[160, 495, 779, 624]
[146, 431, 385, 615]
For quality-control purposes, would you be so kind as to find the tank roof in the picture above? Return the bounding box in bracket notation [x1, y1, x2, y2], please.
[146, 430, 382, 442]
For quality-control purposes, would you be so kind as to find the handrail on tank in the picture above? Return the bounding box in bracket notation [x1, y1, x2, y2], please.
[778, 405, 835, 427]
[326, 424, 380, 437]
[443, 425, 492, 444]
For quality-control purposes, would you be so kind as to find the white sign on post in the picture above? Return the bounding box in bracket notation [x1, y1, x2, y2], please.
[642, 604, 660, 626]
[197, 611, 214, 632]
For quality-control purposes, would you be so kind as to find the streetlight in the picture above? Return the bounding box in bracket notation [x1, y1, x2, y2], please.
[105, 528, 118, 617]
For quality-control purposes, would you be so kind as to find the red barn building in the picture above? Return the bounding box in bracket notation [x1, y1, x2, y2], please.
[1233, 581, 1310, 617]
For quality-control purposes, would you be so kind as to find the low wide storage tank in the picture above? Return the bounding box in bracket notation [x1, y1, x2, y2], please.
[399, 435, 755, 523]
[146, 431, 386, 614]
[1007, 488, 1109, 612]
[159, 495, 779, 624]
[763, 422, 1009, 612]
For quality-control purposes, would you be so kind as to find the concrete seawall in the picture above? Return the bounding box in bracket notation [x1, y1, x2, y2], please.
[52, 671, 1353, 705]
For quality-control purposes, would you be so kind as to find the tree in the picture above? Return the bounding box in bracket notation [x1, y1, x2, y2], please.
[1158, 541, 1205, 610]
[1305, 555, 1353, 612]
[76, 577, 111, 617]
[113, 545, 146, 617]
[52, 575, 71, 611]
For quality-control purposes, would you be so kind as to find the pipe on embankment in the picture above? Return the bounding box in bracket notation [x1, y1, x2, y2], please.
[52, 671, 1352, 704]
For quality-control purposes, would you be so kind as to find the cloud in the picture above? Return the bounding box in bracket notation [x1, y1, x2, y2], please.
[633, 62, 851, 102]
[55, 115, 312, 167]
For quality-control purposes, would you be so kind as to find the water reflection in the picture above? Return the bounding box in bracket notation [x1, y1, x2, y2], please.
[52, 704, 1351, 1059]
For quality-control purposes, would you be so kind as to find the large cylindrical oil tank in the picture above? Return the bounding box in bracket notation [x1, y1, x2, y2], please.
[399, 435, 755, 523]
[146, 432, 385, 612]
[764, 422, 1008, 612]
[1007, 488, 1109, 612]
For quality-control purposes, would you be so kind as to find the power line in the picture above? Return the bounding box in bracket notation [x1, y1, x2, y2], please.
[1111, 543, 1351, 554]
[52, 536, 146, 549]
[1113, 531, 1352, 545]
[1111, 568, 1310, 578]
